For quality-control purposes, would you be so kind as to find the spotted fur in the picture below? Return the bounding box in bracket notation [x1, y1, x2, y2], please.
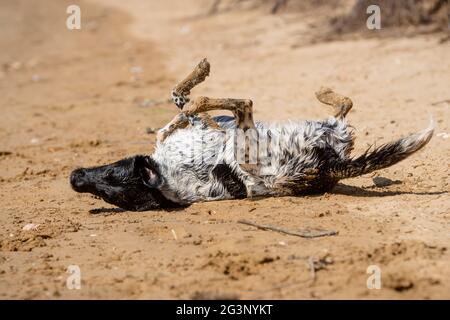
[70, 115, 433, 211]
[151, 115, 433, 204]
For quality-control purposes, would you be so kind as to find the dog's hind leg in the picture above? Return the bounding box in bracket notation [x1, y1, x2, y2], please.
[315, 87, 353, 119]
[315, 87, 355, 157]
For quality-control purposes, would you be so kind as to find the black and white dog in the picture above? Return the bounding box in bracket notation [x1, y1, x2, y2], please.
[70, 59, 433, 211]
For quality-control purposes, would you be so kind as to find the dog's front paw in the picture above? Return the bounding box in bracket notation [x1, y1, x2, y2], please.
[171, 90, 189, 110]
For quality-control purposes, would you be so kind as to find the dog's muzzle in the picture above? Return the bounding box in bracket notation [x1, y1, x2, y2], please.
[70, 168, 89, 192]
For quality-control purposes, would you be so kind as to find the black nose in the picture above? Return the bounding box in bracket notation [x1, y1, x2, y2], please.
[70, 168, 87, 192]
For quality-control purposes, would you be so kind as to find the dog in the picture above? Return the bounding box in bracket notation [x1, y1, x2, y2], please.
[70, 59, 434, 211]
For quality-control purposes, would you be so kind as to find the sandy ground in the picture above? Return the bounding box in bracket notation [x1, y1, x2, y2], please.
[0, 0, 449, 299]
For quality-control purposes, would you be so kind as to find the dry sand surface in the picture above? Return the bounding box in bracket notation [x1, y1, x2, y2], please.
[0, 0, 449, 299]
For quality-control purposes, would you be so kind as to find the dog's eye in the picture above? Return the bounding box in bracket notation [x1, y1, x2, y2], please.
[104, 169, 115, 181]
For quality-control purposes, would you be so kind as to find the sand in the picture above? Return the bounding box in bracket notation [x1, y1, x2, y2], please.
[0, 0, 449, 299]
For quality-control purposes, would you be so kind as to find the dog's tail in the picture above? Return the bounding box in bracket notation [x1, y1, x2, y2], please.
[330, 118, 434, 180]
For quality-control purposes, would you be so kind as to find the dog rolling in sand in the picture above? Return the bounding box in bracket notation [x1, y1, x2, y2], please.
[70, 59, 434, 211]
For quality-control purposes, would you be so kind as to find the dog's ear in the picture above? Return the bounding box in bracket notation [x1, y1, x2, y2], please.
[135, 156, 161, 188]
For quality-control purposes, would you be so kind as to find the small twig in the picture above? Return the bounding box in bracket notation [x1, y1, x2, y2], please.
[438, 34, 450, 44]
[271, 0, 288, 14]
[307, 256, 316, 284]
[430, 99, 450, 106]
[237, 219, 338, 238]
[0, 151, 12, 157]
[208, 0, 221, 15]
[136, 98, 171, 108]
[171, 229, 178, 241]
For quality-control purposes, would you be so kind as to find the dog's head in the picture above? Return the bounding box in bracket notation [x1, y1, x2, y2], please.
[70, 155, 173, 211]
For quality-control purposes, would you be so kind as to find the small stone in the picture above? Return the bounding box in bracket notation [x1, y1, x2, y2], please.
[31, 74, 42, 82]
[85, 20, 99, 31]
[22, 223, 40, 231]
[130, 66, 142, 74]
[180, 25, 191, 35]
[146, 127, 157, 134]
[10, 61, 22, 70]
[373, 176, 399, 187]
[26, 58, 39, 68]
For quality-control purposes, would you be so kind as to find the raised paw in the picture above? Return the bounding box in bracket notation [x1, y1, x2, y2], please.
[171, 90, 189, 110]
[315, 87, 353, 118]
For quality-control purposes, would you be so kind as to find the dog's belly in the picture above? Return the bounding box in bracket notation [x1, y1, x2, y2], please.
[152, 117, 352, 204]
